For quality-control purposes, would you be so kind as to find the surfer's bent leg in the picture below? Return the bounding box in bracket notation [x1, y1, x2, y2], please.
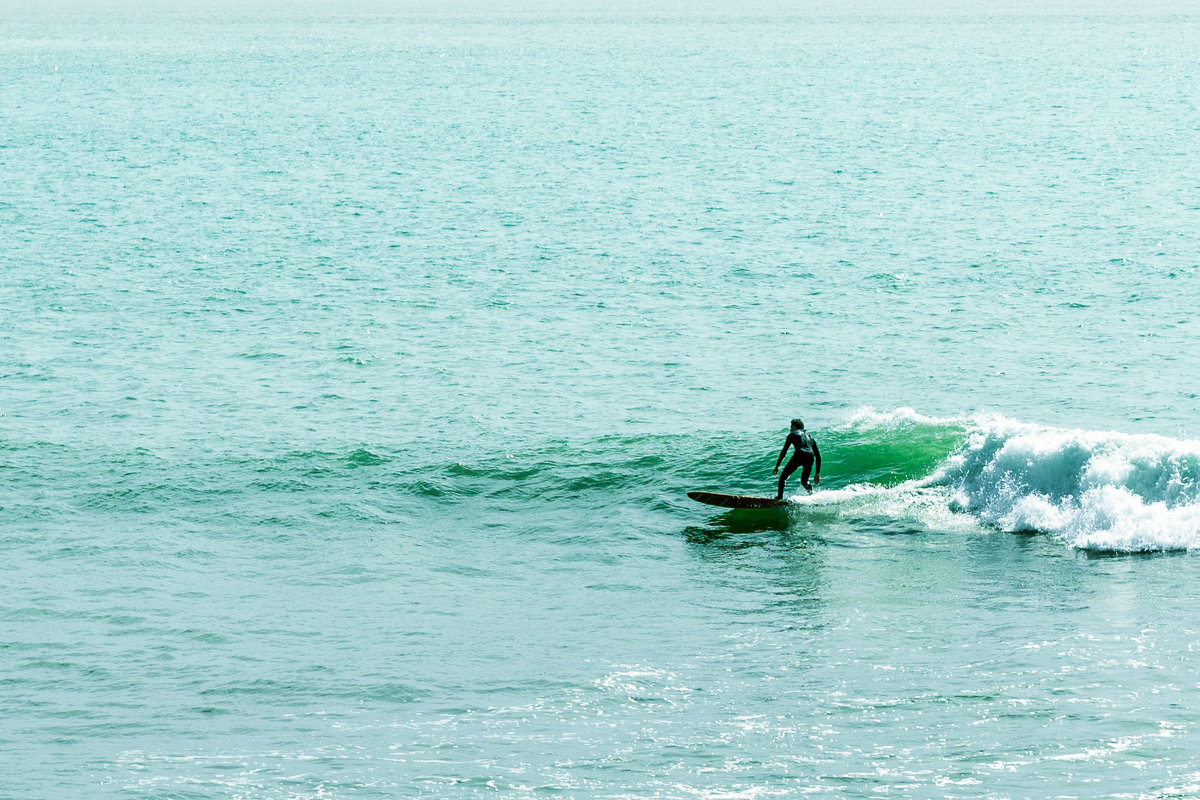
[777, 456, 802, 499]
[799, 456, 815, 493]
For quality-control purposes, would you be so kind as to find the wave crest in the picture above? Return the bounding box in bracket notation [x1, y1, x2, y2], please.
[925, 417, 1200, 551]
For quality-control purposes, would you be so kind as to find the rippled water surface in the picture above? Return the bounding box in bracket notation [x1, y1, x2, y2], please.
[4, 3, 1200, 798]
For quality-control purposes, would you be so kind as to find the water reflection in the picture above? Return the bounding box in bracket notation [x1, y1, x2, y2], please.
[682, 510, 826, 624]
[684, 507, 794, 537]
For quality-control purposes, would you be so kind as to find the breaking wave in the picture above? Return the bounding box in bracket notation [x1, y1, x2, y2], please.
[809, 408, 1200, 552]
[920, 413, 1200, 552]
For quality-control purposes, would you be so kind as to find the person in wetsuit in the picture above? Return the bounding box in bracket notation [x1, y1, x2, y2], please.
[773, 418, 821, 499]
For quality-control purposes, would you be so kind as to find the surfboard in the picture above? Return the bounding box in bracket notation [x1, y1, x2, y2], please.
[687, 491, 792, 509]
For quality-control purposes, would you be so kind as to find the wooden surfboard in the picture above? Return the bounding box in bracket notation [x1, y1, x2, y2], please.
[687, 491, 792, 509]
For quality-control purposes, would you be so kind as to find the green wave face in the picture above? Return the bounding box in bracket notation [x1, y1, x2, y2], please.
[2, 411, 967, 525]
[815, 416, 968, 488]
[12, 409, 1199, 552]
[432, 410, 971, 505]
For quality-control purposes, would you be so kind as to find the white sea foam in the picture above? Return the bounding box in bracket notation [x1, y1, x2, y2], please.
[839, 406, 964, 431]
[920, 416, 1200, 552]
[787, 482, 979, 533]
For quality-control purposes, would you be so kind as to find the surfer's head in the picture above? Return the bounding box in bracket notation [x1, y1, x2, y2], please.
[790, 418, 804, 430]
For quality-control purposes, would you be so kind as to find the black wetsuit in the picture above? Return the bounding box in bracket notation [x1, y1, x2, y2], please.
[776, 429, 821, 498]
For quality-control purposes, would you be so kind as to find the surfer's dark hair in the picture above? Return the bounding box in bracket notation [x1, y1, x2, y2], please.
[791, 418, 804, 430]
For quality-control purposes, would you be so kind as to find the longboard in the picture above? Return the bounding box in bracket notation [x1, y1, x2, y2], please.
[688, 491, 792, 509]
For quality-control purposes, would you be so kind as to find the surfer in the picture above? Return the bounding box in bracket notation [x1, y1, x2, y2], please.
[773, 418, 821, 498]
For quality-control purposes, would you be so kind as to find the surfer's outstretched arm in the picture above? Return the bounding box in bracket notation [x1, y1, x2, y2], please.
[772, 438, 792, 474]
[772, 439, 791, 474]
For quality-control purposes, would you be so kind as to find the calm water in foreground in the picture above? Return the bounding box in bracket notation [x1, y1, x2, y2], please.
[4, 2, 1200, 797]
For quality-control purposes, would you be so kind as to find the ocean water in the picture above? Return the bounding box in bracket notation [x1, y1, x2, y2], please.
[5, 2, 1200, 797]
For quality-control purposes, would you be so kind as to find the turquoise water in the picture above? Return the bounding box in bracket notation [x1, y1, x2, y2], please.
[5, 4, 1200, 797]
